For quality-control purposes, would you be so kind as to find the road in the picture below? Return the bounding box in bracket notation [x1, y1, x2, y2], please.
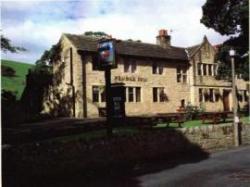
[5, 146, 250, 187]
[137, 146, 250, 187]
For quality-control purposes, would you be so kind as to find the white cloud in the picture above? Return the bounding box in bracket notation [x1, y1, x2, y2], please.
[2, 0, 229, 63]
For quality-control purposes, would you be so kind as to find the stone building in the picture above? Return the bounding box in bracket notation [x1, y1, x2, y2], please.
[187, 36, 249, 112]
[43, 29, 249, 118]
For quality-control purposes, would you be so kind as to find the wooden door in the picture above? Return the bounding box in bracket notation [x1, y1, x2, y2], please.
[223, 90, 230, 111]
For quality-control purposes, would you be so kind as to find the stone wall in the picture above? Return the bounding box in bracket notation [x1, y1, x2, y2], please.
[241, 124, 250, 145]
[3, 124, 250, 178]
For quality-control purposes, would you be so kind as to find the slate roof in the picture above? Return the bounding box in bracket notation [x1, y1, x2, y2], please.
[64, 34, 188, 61]
[186, 44, 202, 57]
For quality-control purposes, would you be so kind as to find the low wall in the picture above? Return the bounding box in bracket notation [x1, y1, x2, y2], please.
[241, 124, 250, 144]
[179, 124, 250, 150]
[3, 124, 250, 178]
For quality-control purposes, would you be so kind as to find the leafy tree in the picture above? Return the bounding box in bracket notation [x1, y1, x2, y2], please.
[36, 44, 60, 65]
[84, 31, 109, 37]
[1, 35, 26, 53]
[201, 0, 249, 80]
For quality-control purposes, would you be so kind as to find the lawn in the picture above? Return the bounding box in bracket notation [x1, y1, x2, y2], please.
[1, 59, 34, 99]
[241, 116, 250, 124]
[154, 115, 250, 129]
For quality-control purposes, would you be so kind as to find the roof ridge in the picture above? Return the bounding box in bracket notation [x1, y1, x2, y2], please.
[65, 33, 186, 50]
[186, 43, 201, 49]
[64, 33, 189, 61]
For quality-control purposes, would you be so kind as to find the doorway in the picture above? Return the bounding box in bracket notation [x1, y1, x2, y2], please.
[223, 89, 230, 111]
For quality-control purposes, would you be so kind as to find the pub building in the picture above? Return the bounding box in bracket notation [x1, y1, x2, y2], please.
[43, 29, 249, 118]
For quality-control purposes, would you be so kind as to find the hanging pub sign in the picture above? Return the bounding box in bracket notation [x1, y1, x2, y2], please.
[97, 39, 117, 69]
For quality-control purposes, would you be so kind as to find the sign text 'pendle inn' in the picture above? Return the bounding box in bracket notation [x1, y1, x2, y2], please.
[114, 75, 147, 82]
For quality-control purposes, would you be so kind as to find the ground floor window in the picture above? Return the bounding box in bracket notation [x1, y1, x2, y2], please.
[238, 90, 249, 102]
[92, 86, 105, 103]
[209, 88, 214, 102]
[125, 87, 141, 102]
[199, 88, 203, 102]
[199, 88, 218, 103]
[153, 87, 168, 102]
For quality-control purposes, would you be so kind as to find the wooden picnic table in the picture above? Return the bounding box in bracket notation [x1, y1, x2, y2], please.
[200, 112, 233, 124]
[126, 113, 187, 129]
[156, 113, 187, 127]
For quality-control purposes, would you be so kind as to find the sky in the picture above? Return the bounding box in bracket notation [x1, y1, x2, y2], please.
[1, 0, 230, 64]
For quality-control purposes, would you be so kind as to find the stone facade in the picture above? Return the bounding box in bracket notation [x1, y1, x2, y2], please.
[43, 30, 249, 118]
[189, 36, 249, 112]
[85, 56, 190, 117]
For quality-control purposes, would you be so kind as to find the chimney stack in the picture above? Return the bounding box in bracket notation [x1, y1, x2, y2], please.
[156, 29, 171, 48]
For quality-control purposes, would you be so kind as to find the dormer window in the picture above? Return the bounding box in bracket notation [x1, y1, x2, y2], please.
[152, 62, 163, 74]
[124, 58, 136, 73]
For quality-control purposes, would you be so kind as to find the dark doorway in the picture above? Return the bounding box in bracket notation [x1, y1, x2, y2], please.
[223, 89, 230, 111]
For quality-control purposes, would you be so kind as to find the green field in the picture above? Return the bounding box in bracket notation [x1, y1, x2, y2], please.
[1, 59, 34, 99]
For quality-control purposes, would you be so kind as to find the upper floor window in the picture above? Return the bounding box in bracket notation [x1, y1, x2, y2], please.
[197, 63, 202, 76]
[213, 64, 217, 76]
[124, 59, 136, 73]
[208, 64, 212, 76]
[197, 63, 215, 76]
[176, 67, 187, 83]
[203, 64, 207, 75]
[152, 63, 164, 75]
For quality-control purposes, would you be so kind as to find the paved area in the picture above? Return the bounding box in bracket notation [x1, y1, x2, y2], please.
[137, 146, 250, 187]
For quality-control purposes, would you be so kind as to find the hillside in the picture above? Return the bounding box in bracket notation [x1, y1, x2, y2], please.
[1, 59, 34, 100]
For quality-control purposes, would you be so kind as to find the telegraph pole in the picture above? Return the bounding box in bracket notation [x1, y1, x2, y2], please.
[229, 49, 239, 147]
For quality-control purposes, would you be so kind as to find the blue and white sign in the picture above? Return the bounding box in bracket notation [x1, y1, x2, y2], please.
[98, 40, 116, 68]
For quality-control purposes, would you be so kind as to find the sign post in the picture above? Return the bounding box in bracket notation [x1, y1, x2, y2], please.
[98, 39, 117, 137]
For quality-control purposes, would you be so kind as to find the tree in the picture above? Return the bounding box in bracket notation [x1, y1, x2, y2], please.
[201, 0, 249, 80]
[84, 31, 109, 38]
[1, 65, 16, 77]
[36, 44, 60, 65]
[1, 35, 26, 53]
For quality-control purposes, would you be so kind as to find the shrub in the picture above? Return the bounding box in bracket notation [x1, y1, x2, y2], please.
[185, 103, 203, 120]
[1, 65, 16, 77]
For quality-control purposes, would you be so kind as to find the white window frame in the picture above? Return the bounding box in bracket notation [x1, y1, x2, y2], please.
[92, 85, 106, 103]
[125, 87, 141, 103]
